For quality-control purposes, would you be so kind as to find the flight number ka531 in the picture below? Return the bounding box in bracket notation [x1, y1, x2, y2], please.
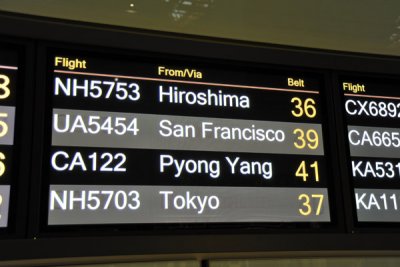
[54, 77, 140, 101]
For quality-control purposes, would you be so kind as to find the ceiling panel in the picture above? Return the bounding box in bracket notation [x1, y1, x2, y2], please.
[0, 0, 400, 56]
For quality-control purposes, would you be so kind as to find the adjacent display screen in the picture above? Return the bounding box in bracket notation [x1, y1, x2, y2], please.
[341, 76, 400, 222]
[44, 49, 334, 226]
[0, 47, 18, 228]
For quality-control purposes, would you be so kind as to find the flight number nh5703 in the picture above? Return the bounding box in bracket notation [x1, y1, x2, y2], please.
[50, 189, 140, 211]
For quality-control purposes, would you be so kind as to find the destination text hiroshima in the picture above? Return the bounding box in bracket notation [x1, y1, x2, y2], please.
[158, 66, 250, 108]
[158, 85, 250, 109]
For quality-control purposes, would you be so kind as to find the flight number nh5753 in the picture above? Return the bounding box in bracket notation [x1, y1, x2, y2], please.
[54, 77, 140, 101]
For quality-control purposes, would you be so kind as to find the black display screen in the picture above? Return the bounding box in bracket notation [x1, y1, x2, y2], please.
[0, 47, 19, 229]
[42, 48, 335, 227]
[341, 75, 400, 223]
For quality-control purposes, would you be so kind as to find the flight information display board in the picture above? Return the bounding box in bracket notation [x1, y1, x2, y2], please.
[0, 47, 18, 229]
[341, 76, 400, 223]
[43, 49, 335, 227]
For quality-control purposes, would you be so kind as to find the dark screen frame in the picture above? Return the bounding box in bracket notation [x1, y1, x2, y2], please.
[0, 37, 34, 239]
[32, 43, 342, 236]
[1, 10, 400, 261]
[333, 71, 400, 232]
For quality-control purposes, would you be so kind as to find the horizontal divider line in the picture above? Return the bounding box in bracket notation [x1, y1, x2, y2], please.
[54, 69, 319, 94]
[344, 93, 400, 101]
[0, 65, 18, 70]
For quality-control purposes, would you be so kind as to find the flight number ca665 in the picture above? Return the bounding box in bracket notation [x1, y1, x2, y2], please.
[348, 130, 400, 148]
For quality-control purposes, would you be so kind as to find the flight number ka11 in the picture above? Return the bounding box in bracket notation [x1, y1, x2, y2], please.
[356, 192, 399, 211]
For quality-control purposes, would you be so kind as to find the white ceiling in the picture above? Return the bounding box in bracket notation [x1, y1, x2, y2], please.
[1, 0, 400, 56]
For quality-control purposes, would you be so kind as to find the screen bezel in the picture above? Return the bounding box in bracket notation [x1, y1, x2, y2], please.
[0, 38, 33, 238]
[29, 41, 344, 237]
[333, 71, 400, 232]
[3, 10, 400, 260]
